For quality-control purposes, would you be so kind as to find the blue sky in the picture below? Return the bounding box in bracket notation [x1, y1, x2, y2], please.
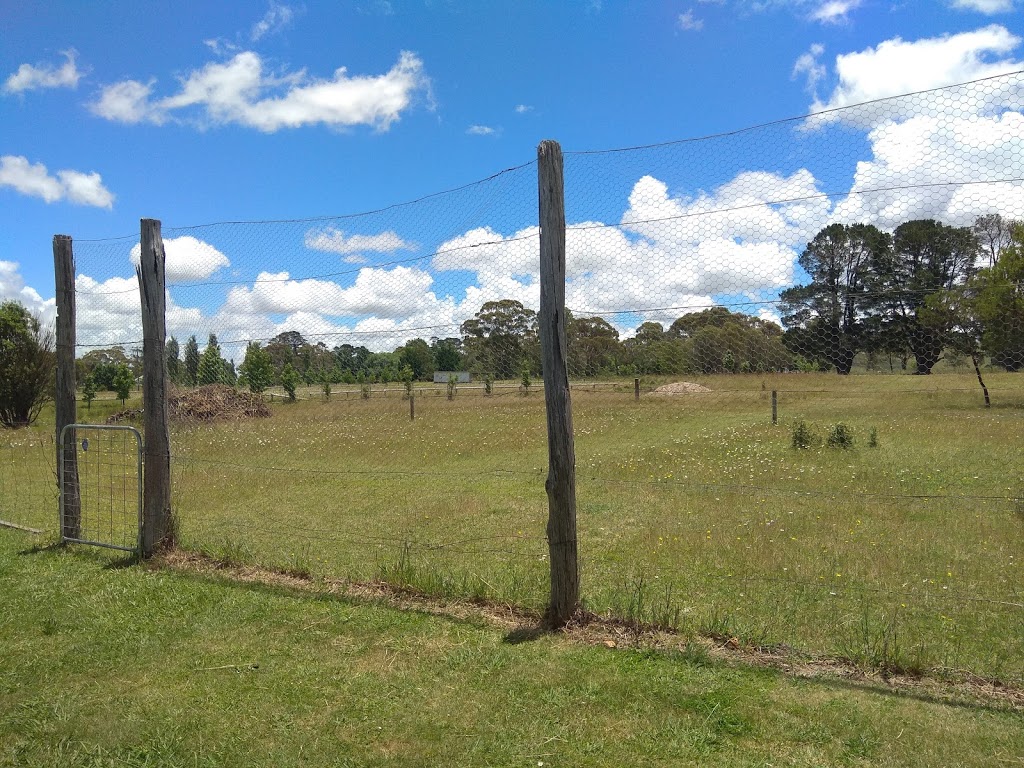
[2, 0, 1022, 355]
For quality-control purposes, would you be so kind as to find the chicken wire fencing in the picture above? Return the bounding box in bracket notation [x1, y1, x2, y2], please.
[52, 71, 1024, 680]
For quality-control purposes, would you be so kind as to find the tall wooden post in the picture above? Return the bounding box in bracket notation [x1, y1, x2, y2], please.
[771, 390, 778, 425]
[634, 377, 640, 401]
[53, 235, 80, 539]
[538, 140, 579, 627]
[138, 219, 172, 555]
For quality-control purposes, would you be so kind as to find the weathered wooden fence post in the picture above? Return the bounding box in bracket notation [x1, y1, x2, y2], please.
[138, 219, 172, 555]
[53, 234, 81, 539]
[538, 139, 579, 627]
[410, 393, 415, 421]
[634, 377, 640, 401]
[772, 390, 778, 425]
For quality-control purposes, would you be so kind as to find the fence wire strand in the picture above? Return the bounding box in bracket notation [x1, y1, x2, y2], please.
[5, 72, 1021, 681]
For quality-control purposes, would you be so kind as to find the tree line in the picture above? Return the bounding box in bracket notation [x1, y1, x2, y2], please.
[4, 214, 1020, 428]
[780, 215, 1023, 376]
[70, 214, 1024, 401]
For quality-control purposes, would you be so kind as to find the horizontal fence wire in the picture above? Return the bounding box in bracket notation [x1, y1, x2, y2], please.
[3, 70, 1014, 681]
[0, 432, 56, 534]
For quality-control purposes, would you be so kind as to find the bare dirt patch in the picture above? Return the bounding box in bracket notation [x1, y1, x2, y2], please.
[108, 385, 270, 424]
[649, 381, 713, 395]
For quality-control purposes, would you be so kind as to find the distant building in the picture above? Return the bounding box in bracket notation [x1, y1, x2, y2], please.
[433, 371, 471, 383]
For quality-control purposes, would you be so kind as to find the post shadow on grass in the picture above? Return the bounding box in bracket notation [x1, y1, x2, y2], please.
[502, 625, 547, 644]
[103, 552, 142, 570]
[17, 541, 140, 570]
[807, 672, 1022, 716]
[17, 541, 65, 556]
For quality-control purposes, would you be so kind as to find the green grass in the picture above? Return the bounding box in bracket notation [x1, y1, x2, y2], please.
[2, 531, 1023, 767]
[4, 373, 1024, 682]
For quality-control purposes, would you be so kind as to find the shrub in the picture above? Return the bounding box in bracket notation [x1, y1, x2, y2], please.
[0, 301, 55, 428]
[827, 422, 855, 449]
[238, 342, 273, 393]
[484, 373, 493, 396]
[280, 363, 299, 402]
[520, 366, 531, 396]
[399, 366, 414, 400]
[112, 363, 133, 406]
[868, 427, 878, 448]
[82, 375, 96, 410]
[791, 420, 817, 450]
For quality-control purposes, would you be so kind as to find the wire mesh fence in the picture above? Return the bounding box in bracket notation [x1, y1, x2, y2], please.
[12, 70, 1019, 680]
[59, 425, 142, 553]
[0, 430, 56, 534]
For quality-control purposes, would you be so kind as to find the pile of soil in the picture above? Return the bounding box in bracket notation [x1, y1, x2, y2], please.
[107, 385, 271, 424]
[649, 381, 713, 395]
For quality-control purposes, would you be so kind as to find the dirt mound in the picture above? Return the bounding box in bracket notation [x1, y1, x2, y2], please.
[107, 385, 271, 424]
[649, 381, 712, 395]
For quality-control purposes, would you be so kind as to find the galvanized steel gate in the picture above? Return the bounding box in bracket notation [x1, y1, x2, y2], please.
[59, 424, 143, 554]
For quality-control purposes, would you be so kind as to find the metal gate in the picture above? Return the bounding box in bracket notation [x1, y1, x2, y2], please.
[59, 424, 143, 554]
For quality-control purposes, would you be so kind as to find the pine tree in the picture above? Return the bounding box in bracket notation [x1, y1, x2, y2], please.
[166, 336, 181, 384]
[184, 335, 200, 386]
[197, 334, 225, 386]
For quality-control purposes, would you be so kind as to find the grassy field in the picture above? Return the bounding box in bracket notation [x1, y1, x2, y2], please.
[3, 372, 1023, 683]
[2, 530, 1023, 767]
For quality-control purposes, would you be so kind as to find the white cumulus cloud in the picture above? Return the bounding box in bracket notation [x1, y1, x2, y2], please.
[90, 79, 161, 124]
[304, 227, 416, 255]
[0, 155, 114, 208]
[129, 236, 231, 282]
[73, 273, 205, 350]
[950, 0, 1015, 13]
[0, 260, 55, 327]
[91, 50, 429, 132]
[467, 124, 497, 136]
[4, 50, 83, 94]
[808, 25, 1024, 127]
[809, 0, 860, 24]
[830, 111, 1024, 229]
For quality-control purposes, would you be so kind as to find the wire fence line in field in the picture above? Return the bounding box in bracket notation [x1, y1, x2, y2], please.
[0, 433, 56, 533]
[3, 72, 1023, 680]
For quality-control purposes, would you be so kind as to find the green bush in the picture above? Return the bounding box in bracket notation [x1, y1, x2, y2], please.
[791, 421, 817, 450]
[826, 423, 855, 449]
[868, 427, 878, 448]
[520, 366, 531, 396]
[82, 375, 96, 410]
[0, 301, 54, 428]
[280, 363, 299, 402]
[112, 363, 133, 406]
